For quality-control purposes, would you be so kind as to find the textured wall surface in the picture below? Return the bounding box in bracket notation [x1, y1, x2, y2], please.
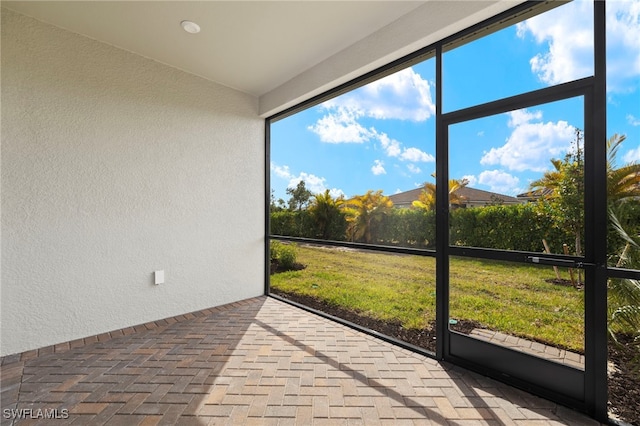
[1, 9, 265, 356]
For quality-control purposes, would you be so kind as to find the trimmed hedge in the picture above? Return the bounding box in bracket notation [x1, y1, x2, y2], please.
[270, 210, 347, 241]
[450, 203, 572, 253]
[376, 208, 436, 248]
[270, 202, 638, 254]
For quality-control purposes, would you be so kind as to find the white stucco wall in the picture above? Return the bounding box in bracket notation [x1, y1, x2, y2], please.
[1, 9, 265, 356]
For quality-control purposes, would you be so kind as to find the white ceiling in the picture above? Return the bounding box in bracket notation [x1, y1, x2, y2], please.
[4, 1, 427, 96]
[3, 1, 523, 115]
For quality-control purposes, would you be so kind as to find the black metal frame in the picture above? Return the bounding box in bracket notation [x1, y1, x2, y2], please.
[440, 78, 593, 412]
[265, 1, 617, 423]
[589, 2, 609, 420]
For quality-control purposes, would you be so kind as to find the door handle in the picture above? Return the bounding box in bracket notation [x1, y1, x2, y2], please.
[526, 256, 595, 268]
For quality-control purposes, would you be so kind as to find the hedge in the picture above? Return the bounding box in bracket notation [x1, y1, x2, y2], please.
[270, 210, 347, 241]
[449, 203, 573, 253]
[270, 202, 639, 255]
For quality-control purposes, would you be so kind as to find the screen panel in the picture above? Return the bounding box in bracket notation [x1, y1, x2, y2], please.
[270, 58, 436, 248]
[443, 0, 594, 113]
[448, 97, 586, 257]
[270, 241, 437, 353]
[448, 256, 585, 370]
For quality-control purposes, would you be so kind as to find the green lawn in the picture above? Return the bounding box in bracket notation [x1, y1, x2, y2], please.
[270, 244, 585, 352]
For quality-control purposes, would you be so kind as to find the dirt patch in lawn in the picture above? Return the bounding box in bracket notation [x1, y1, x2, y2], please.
[270, 288, 639, 425]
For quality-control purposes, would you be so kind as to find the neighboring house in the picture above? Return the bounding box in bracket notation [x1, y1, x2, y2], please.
[388, 186, 523, 208]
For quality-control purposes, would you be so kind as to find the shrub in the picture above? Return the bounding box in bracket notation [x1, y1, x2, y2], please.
[270, 211, 317, 238]
[270, 241, 299, 271]
[269, 201, 625, 254]
[377, 209, 435, 248]
[450, 203, 572, 253]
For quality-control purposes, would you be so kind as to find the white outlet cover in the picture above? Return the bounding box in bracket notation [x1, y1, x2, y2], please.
[155, 270, 165, 285]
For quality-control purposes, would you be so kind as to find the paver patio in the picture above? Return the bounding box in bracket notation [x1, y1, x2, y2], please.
[1, 296, 602, 425]
[468, 329, 585, 370]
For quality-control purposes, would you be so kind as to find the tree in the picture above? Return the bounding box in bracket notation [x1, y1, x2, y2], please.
[530, 129, 585, 262]
[608, 207, 640, 343]
[270, 189, 286, 213]
[342, 190, 393, 243]
[606, 133, 640, 203]
[530, 130, 640, 260]
[309, 190, 345, 240]
[412, 178, 469, 211]
[286, 180, 312, 211]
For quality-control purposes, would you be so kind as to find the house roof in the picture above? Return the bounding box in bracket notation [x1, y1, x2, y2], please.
[2, 1, 525, 117]
[457, 187, 522, 204]
[516, 188, 555, 199]
[388, 186, 522, 206]
[388, 188, 425, 205]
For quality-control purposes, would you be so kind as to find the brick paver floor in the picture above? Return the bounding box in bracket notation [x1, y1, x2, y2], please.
[1, 296, 602, 425]
[468, 329, 585, 369]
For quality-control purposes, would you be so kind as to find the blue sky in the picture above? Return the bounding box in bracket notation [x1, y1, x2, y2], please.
[271, 0, 640, 202]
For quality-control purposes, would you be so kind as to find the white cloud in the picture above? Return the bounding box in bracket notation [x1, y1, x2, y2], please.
[371, 131, 434, 164]
[325, 67, 435, 122]
[371, 160, 386, 175]
[627, 114, 640, 126]
[271, 163, 344, 198]
[462, 174, 478, 187]
[516, 1, 594, 85]
[508, 109, 543, 127]
[478, 170, 521, 195]
[310, 67, 434, 142]
[624, 146, 640, 163]
[288, 172, 345, 199]
[271, 163, 292, 179]
[605, 0, 640, 92]
[517, 0, 640, 93]
[307, 108, 435, 165]
[480, 109, 575, 172]
[328, 188, 345, 199]
[400, 147, 435, 162]
[407, 164, 422, 174]
[307, 106, 373, 143]
[288, 172, 324, 193]
[308, 67, 436, 168]
[288, 174, 314, 194]
[378, 133, 402, 157]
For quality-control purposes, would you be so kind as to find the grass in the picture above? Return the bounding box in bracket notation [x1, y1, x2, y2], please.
[270, 244, 585, 352]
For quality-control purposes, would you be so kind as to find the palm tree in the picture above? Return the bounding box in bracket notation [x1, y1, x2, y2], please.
[412, 178, 469, 211]
[607, 133, 640, 203]
[608, 207, 640, 343]
[308, 190, 345, 240]
[530, 135, 585, 261]
[342, 190, 393, 243]
[528, 159, 564, 196]
[531, 132, 640, 209]
[530, 130, 640, 284]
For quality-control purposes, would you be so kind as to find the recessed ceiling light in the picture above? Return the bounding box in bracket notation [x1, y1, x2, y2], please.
[181, 20, 200, 34]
